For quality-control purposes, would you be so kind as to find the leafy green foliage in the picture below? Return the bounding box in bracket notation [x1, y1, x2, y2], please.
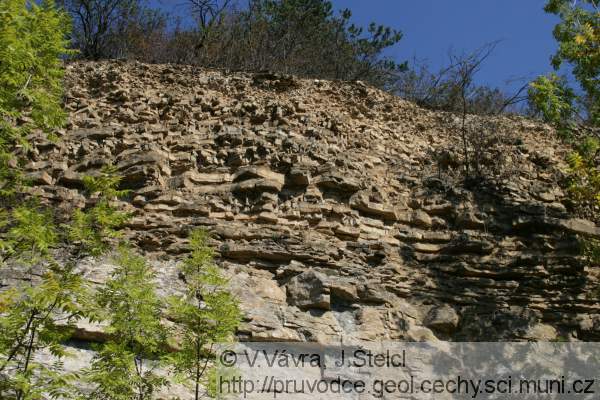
[0, 0, 73, 195]
[68, 165, 130, 256]
[529, 1, 600, 128]
[583, 238, 600, 266]
[567, 136, 600, 208]
[0, 154, 133, 400]
[529, 73, 578, 134]
[1, 202, 58, 267]
[0, 2, 103, 398]
[530, 1, 600, 266]
[167, 229, 240, 400]
[86, 246, 169, 400]
[0, 3, 164, 399]
[529, 1, 600, 215]
[0, 260, 96, 400]
[545, 0, 600, 125]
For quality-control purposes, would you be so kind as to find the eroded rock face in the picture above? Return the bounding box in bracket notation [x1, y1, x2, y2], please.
[14, 60, 600, 344]
[424, 305, 460, 334]
[286, 270, 331, 310]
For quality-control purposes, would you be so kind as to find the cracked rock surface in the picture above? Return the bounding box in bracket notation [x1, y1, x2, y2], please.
[14, 60, 600, 345]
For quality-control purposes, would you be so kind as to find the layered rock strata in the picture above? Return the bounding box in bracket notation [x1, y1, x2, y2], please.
[15, 60, 600, 344]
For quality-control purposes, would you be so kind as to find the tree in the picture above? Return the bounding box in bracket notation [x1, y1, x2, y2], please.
[0, 166, 129, 400]
[451, 43, 498, 178]
[529, 1, 600, 206]
[0, 0, 72, 196]
[237, 0, 406, 86]
[342, 17, 407, 87]
[402, 42, 506, 178]
[186, 0, 232, 58]
[167, 228, 240, 400]
[0, 199, 88, 400]
[86, 246, 169, 400]
[68, 164, 130, 257]
[64, 0, 140, 60]
[528, 73, 578, 134]
[0, 2, 98, 399]
[529, 0, 600, 130]
[395, 45, 529, 116]
[529, 0, 600, 263]
[0, 258, 93, 400]
[546, 0, 600, 125]
[188, 0, 231, 32]
[64, 0, 407, 90]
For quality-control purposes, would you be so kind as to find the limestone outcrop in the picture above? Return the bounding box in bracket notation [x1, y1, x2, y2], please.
[15, 60, 600, 343]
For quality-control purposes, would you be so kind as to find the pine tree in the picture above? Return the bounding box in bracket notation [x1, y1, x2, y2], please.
[167, 228, 240, 400]
[86, 246, 169, 400]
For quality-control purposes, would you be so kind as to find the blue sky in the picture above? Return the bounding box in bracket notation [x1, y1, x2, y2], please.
[152, 0, 560, 91]
[330, 0, 560, 91]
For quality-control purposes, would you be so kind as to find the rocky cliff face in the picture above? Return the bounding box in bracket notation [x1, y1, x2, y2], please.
[19, 61, 600, 343]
